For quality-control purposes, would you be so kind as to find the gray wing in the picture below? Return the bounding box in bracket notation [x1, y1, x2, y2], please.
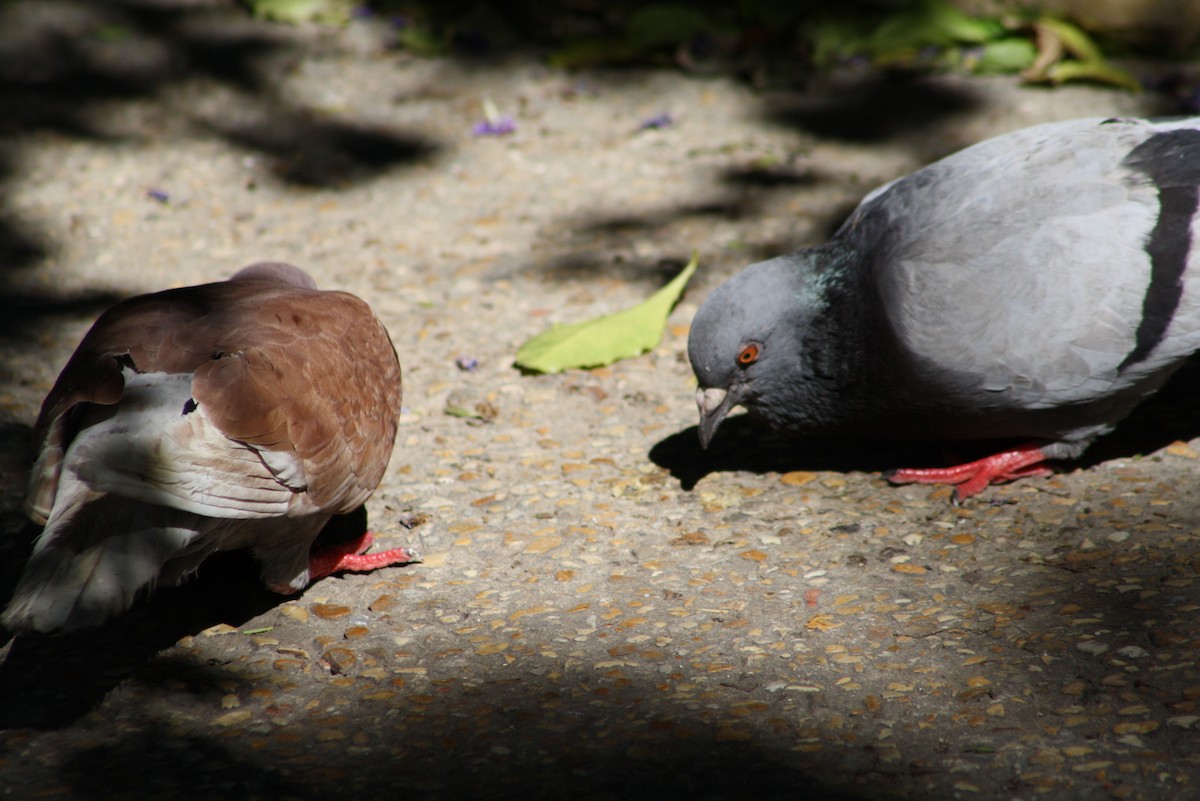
[839, 116, 1200, 409]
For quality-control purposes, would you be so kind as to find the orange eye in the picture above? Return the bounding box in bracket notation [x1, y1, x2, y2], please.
[737, 343, 760, 366]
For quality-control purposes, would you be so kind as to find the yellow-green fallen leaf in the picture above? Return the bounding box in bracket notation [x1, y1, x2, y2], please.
[444, 404, 480, 419]
[515, 255, 698, 374]
[1046, 60, 1141, 92]
[249, 0, 350, 25]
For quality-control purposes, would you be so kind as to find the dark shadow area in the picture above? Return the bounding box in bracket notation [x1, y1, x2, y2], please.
[536, 165, 836, 284]
[534, 252, 698, 288]
[0, 287, 128, 340]
[21, 530, 1200, 801]
[0, 202, 46, 277]
[58, 725, 311, 799]
[650, 414, 964, 492]
[719, 164, 826, 190]
[582, 165, 825, 235]
[0, 506, 385, 730]
[655, 354, 1200, 492]
[0, 0, 440, 185]
[0, 548, 279, 730]
[205, 114, 439, 187]
[43, 681, 872, 801]
[1080, 352, 1200, 468]
[0, 0, 443, 382]
[762, 71, 982, 150]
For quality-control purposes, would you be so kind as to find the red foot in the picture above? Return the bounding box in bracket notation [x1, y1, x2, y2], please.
[308, 531, 419, 583]
[886, 443, 1051, 502]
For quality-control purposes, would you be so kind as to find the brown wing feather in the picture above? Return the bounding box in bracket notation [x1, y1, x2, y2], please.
[192, 290, 402, 512]
[30, 275, 401, 521]
[28, 288, 234, 522]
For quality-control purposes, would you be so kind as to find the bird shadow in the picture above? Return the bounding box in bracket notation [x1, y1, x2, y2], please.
[0, 507, 375, 730]
[649, 415, 968, 492]
[652, 356, 1200, 491]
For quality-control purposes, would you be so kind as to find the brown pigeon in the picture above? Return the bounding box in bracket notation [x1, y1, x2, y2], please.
[3, 262, 415, 634]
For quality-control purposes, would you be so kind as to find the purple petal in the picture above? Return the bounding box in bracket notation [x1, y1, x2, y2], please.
[472, 117, 516, 136]
[455, 355, 480, 372]
[638, 113, 673, 130]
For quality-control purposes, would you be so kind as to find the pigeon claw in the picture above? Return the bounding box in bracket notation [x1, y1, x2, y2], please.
[886, 443, 1051, 502]
[307, 530, 420, 583]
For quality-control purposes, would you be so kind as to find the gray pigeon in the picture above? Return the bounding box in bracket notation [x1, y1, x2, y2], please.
[688, 116, 1200, 501]
[4, 262, 416, 634]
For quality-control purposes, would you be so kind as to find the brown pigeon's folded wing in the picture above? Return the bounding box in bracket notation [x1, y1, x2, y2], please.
[192, 290, 402, 514]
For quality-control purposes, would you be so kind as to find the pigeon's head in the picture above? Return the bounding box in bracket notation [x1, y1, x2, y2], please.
[687, 253, 827, 448]
[230, 262, 319, 289]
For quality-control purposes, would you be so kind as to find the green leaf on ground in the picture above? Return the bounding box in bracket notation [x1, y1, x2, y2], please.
[515, 254, 699, 374]
[248, 0, 350, 25]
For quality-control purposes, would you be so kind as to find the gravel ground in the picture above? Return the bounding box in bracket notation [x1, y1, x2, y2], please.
[3, 3, 1200, 800]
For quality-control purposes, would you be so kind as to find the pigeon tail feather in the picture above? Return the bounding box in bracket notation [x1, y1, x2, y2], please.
[2, 490, 209, 634]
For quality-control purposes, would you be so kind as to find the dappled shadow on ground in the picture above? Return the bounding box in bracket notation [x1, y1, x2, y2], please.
[0, 287, 128, 340]
[0, 162, 45, 276]
[0, 507, 383, 730]
[11, 508, 1200, 800]
[0, 0, 438, 186]
[0, 549, 280, 730]
[29, 655, 874, 801]
[0, 0, 440, 338]
[533, 76, 996, 288]
[537, 165, 840, 285]
[63, 720, 865, 801]
[762, 71, 982, 147]
[204, 113, 437, 187]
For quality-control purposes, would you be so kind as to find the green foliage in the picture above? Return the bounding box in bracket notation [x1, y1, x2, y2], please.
[625, 5, 716, 51]
[867, 0, 1002, 55]
[805, 1, 1137, 91]
[550, 4, 723, 68]
[737, 0, 806, 31]
[970, 38, 1037, 74]
[1022, 18, 1141, 92]
[94, 24, 134, 42]
[241, 1, 1140, 93]
[394, 23, 447, 57]
[515, 255, 698, 374]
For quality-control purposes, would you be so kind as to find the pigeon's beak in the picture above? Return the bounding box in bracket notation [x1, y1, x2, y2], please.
[696, 385, 742, 449]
